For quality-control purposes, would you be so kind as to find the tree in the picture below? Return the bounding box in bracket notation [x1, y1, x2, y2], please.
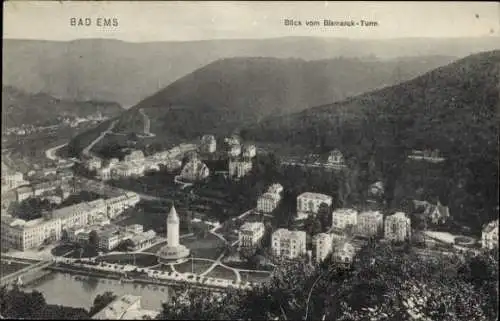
[317, 202, 331, 232]
[89, 291, 117, 317]
[88, 230, 99, 249]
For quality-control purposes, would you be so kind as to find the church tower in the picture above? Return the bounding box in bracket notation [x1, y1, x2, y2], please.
[167, 204, 180, 247]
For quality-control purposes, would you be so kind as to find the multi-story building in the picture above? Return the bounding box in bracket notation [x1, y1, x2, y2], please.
[1, 168, 27, 191]
[224, 135, 240, 147]
[333, 242, 355, 265]
[296, 192, 333, 220]
[313, 233, 333, 263]
[179, 156, 210, 181]
[256, 192, 281, 214]
[104, 192, 140, 218]
[46, 202, 93, 230]
[331, 208, 358, 231]
[482, 220, 499, 250]
[1, 214, 61, 251]
[238, 222, 265, 250]
[98, 230, 123, 251]
[356, 211, 384, 238]
[272, 229, 307, 259]
[200, 135, 217, 154]
[242, 144, 257, 159]
[384, 212, 411, 242]
[228, 160, 252, 179]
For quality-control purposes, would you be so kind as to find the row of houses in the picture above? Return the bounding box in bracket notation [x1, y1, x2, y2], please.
[88, 144, 197, 180]
[0, 192, 140, 251]
[256, 183, 284, 213]
[66, 223, 156, 252]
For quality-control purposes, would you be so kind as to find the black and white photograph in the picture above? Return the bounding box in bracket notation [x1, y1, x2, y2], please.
[1, 1, 499, 320]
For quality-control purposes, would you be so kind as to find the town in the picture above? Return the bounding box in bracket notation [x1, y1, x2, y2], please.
[1, 130, 498, 319]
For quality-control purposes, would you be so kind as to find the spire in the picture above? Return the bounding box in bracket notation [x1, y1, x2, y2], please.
[168, 203, 179, 223]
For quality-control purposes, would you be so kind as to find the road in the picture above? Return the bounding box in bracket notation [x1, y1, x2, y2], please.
[82, 120, 117, 157]
[45, 143, 67, 161]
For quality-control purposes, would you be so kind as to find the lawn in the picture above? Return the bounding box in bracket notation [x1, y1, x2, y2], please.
[239, 271, 272, 283]
[1, 260, 30, 277]
[181, 233, 226, 260]
[96, 253, 159, 267]
[51, 244, 98, 258]
[205, 265, 238, 281]
[173, 259, 214, 274]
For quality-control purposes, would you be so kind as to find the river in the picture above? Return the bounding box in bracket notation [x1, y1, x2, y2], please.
[23, 271, 171, 310]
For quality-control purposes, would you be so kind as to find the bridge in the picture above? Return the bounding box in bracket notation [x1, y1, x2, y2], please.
[0, 258, 53, 286]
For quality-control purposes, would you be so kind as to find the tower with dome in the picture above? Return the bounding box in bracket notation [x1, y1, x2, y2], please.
[157, 204, 190, 263]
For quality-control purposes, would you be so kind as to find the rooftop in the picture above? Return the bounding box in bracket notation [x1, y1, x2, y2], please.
[297, 192, 332, 201]
[333, 208, 358, 216]
[91, 294, 142, 320]
[240, 222, 264, 232]
[273, 228, 307, 240]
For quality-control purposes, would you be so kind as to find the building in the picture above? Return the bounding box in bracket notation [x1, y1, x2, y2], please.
[408, 149, 445, 163]
[412, 200, 450, 225]
[271, 229, 307, 259]
[384, 212, 411, 242]
[105, 192, 140, 218]
[256, 192, 281, 214]
[369, 181, 384, 198]
[331, 208, 358, 230]
[313, 233, 333, 263]
[356, 211, 384, 238]
[482, 220, 498, 250]
[228, 160, 252, 179]
[126, 230, 157, 251]
[179, 156, 210, 182]
[227, 144, 242, 158]
[326, 149, 347, 169]
[224, 135, 240, 146]
[267, 183, 284, 196]
[296, 192, 333, 220]
[92, 294, 160, 320]
[1, 167, 27, 191]
[85, 157, 102, 171]
[238, 222, 265, 250]
[124, 150, 145, 163]
[242, 144, 257, 159]
[1, 214, 61, 251]
[200, 135, 217, 153]
[98, 229, 123, 251]
[157, 205, 190, 262]
[16, 186, 34, 201]
[125, 224, 144, 234]
[332, 242, 355, 265]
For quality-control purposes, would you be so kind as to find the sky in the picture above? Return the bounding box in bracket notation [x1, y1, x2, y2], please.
[3, 1, 500, 42]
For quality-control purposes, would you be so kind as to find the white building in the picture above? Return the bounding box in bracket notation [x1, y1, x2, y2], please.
[482, 220, 499, 250]
[98, 228, 123, 251]
[224, 135, 240, 147]
[1, 168, 27, 191]
[267, 183, 284, 196]
[179, 156, 210, 181]
[356, 211, 384, 238]
[92, 294, 159, 320]
[296, 192, 333, 220]
[85, 157, 102, 171]
[256, 192, 281, 214]
[333, 242, 355, 265]
[227, 144, 242, 158]
[127, 230, 157, 251]
[126, 224, 144, 234]
[326, 149, 347, 169]
[272, 229, 307, 259]
[332, 208, 358, 230]
[384, 212, 411, 242]
[313, 233, 333, 263]
[200, 135, 217, 153]
[104, 192, 140, 218]
[228, 160, 252, 179]
[242, 144, 257, 159]
[238, 222, 265, 249]
[1, 214, 61, 251]
[124, 150, 145, 163]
